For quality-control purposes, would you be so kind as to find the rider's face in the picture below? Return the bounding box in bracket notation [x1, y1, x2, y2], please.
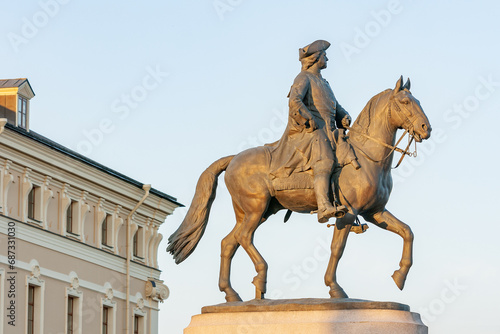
[318, 52, 328, 69]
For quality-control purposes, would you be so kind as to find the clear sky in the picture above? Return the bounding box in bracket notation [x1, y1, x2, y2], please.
[2, 1, 500, 333]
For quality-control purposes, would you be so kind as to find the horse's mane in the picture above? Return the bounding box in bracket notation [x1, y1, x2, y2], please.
[351, 89, 391, 141]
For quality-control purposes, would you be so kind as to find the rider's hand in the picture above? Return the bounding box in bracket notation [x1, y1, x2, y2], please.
[341, 115, 351, 128]
[306, 118, 318, 132]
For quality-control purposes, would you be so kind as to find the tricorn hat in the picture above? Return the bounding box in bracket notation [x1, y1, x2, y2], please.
[299, 40, 330, 60]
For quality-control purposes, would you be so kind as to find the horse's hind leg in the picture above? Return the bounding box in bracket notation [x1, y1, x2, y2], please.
[234, 201, 269, 300]
[324, 214, 355, 298]
[219, 202, 243, 302]
[366, 210, 413, 290]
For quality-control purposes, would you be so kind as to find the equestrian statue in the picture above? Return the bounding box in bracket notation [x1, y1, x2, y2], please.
[167, 40, 432, 302]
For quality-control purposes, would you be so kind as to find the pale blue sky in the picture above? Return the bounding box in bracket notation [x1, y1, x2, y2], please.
[1, 1, 500, 333]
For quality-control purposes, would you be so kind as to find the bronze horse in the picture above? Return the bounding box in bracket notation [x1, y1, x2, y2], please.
[168, 77, 432, 302]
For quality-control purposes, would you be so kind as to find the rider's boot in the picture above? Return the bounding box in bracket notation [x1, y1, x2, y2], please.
[314, 160, 346, 223]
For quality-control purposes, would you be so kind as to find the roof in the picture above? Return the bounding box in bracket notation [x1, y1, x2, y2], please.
[4, 123, 183, 207]
[0, 78, 35, 98]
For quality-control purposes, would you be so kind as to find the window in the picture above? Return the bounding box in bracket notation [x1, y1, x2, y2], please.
[66, 283, 83, 334]
[18, 95, 28, 129]
[133, 312, 145, 334]
[66, 201, 75, 233]
[134, 315, 140, 334]
[26, 274, 44, 334]
[28, 285, 35, 334]
[67, 296, 74, 334]
[101, 216, 109, 246]
[27, 186, 41, 222]
[133, 226, 143, 258]
[27, 187, 35, 220]
[102, 307, 109, 334]
[133, 231, 138, 257]
[101, 295, 115, 334]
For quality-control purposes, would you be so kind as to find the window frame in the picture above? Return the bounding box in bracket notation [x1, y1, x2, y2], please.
[133, 230, 138, 257]
[101, 298, 115, 334]
[133, 226, 144, 260]
[133, 315, 139, 334]
[102, 306, 109, 334]
[26, 271, 45, 334]
[67, 296, 74, 334]
[66, 200, 76, 234]
[27, 285, 35, 334]
[27, 185, 42, 224]
[66, 280, 83, 334]
[101, 217, 109, 246]
[27, 187, 36, 220]
[18, 95, 28, 129]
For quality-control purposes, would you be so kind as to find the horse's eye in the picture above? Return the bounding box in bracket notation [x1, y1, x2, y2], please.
[401, 99, 410, 105]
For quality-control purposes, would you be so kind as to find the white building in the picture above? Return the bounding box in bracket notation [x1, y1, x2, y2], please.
[0, 78, 182, 334]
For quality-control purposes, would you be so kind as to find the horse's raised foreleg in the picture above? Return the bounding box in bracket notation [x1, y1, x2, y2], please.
[234, 210, 268, 300]
[367, 210, 413, 290]
[324, 215, 355, 298]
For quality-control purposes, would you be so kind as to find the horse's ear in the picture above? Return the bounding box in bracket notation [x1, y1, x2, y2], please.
[393, 75, 403, 94]
[403, 78, 411, 91]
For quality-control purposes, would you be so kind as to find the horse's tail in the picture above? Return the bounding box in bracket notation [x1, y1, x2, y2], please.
[167, 155, 235, 264]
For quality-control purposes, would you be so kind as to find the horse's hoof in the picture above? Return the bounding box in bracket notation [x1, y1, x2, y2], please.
[225, 292, 242, 302]
[255, 288, 265, 300]
[252, 276, 267, 293]
[392, 270, 406, 290]
[329, 286, 348, 299]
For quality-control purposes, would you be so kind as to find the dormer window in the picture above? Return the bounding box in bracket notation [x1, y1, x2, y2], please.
[18, 95, 28, 129]
[0, 78, 35, 131]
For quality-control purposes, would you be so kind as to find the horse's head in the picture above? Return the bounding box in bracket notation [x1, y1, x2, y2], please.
[388, 76, 431, 142]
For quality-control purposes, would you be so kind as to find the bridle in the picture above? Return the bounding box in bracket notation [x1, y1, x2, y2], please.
[346, 95, 419, 169]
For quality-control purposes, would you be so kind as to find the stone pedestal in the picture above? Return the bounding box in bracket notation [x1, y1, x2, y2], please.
[184, 298, 427, 334]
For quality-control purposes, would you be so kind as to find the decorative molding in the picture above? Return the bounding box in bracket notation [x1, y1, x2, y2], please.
[134, 295, 147, 317]
[0, 159, 13, 214]
[0, 138, 176, 225]
[145, 278, 169, 302]
[144, 219, 155, 267]
[151, 233, 163, 268]
[0, 254, 157, 307]
[103, 282, 115, 304]
[112, 205, 123, 254]
[1, 130, 178, 214]
[0, 217, 161, 280]
[67, 271, 83, 297]
[1, 152, 168, 231]
[78, 191, 90, 241]
[41, 176, 53, 229]
[29, 259, 42, 281]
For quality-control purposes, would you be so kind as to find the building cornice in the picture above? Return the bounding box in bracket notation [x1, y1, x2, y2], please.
[0, 215, 161, 280]
[0, 126, 181, 220]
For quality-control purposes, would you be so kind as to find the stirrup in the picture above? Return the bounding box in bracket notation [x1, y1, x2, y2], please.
[333, 205, 348, 218]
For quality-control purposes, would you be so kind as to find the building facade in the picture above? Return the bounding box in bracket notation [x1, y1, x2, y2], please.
[0, 79, 182, 334]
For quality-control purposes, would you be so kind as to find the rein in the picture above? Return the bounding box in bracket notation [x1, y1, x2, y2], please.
[345, 99, 417, 168]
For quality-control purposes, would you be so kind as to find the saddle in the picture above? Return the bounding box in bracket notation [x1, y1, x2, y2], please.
[271, 129, 359, 191]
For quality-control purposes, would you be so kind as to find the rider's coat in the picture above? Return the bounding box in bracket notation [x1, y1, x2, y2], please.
[269, 70, 349, 179]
